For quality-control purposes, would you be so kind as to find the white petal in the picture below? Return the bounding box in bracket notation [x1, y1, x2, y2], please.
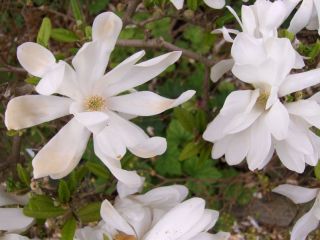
[133, 185, 188, 209]
[204, 0, 225, 9]
[97, 50, 145, 88]
[35, 61, 65, 96]
[286, 99, 320, 129]
[210, 59, 234, 83]
[32, 118, 90, 179]
[0, 208, 33, 232]
[92, 11, 122, 47]
[17, 42, 55, 77]
[108, 90, 195, 116]
[220, 90, 253, 116]
[225, 130, 250, 166]
[5, 95, 71, 130]
[116, 178, 145, 199]
[275, 140, 306, 173]
[290, 209, 319, 240]
[104, 51, 182, 97]
[241, 6, 257, 36]
[74, 111, 109, 134]
[212, 27, 238, 43]
[264, 100, 289, 140]
[231, 33, 265, 65]
[100, 200, 135, 236]
[247, 119, 272, 171]
[170, 0, 184, 9]
[93, 138, 143, 188]
[72, 41, 109, 91]
[211, 136, 230, 159]
[203, 115, 232, 143]
[94, 125, 126, 160]
[107, 111, 167, 158]
[144, 198, 205, 240]
[272, 184, 318, 204]
[1, 234, 30, 240]
[128, 137, 167, 158]
[176, 209, 219, 240]
[279, 68, 320, 97]
[288, 0, 314, 34]
[0, 187, 28, 206]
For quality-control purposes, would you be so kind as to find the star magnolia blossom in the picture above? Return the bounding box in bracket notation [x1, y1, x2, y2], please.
[203, 33, 320, 172]
[0, 234, 31, 240]
[75, 185, 229, 240]
[273, 184, 320, 240]
[5, 12, 195, 189]
[210, 0, 302, 83]
[288, 0, 320, 35]
[0, 187, 33, 233]
[169, 0, 248, 10]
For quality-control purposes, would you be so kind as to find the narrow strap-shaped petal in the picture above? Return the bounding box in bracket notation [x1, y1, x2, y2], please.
[32, 118, 90, 179]
[107, 90, 195, 116]
[17, 42, 55, 77]
[279, 68, 320, 97]
[290, 208, 319, 240]
[288, 0, 313, 34]
[273, 184, 318, 204]
[210, 59, 234, 83]
[103, 51, 182, 97]
[100, 199, 135, 236]
[5, 95, 72, 130]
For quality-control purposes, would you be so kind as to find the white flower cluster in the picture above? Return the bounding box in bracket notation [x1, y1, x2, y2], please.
[2, 0, 320, 239]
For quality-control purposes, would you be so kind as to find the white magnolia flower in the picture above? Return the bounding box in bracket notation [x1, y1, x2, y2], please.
[203, 33, 320, 172]
[76, 184, 229, 240]
[0, 187, 33, 233]
[273, 184, 320, 240]
[210, 0, 302, 83]
[5, 12, 195, 188]
[288, 0, 320, 35]
[170, 0, 248, 10]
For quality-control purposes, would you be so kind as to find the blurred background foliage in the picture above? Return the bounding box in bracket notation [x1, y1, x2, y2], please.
[1, 0, 320, 239]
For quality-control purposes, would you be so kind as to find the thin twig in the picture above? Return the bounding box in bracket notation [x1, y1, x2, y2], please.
[123, 0, 141, 27]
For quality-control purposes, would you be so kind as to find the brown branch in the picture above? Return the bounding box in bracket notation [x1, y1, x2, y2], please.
[117, 38, 215, 66]
[123, 0, 141, 27]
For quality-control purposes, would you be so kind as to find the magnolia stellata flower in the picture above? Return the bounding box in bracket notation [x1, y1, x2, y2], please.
[0, 187, 33, 233]
[170, 0, 248, 10]
[5, 12, 195, 188]
[75, 184, 229, 240]
[203, 33, 320, 172]
[273, 184, 320, 240]
[288, 0, 320, 35]
[210, 0, 303, 83]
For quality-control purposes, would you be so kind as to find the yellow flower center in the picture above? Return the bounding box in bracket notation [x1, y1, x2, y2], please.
[114, 233, 137, 240]
[256, 91, 269, 108]
[84, 95, 106, 112]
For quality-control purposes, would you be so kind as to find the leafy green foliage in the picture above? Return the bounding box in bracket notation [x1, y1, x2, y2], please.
[24, 195, 67, 219]
[75, 202, 102, 223]
[37, 17, 52, 47]
[51, 28, 79, 43]
[61, 217, 77, 240]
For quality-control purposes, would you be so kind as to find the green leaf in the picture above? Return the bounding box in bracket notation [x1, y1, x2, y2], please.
[187, 0, 198, 11]
[51, 28, 79, 43]
[61, 217, 77, 240]
[315, 161, 320, 179]
[195, 110, 207, 132]
[76, 202, 102, 223]
[70, 0, 85, 25]
[156, 147, 182, 176]
[68, 166, 88, 193]
[309, 40, 320, 59]
[24, 195, 66, 219]
[16, 163, 31, 186]
[179, 142, 199, 161]
[85, 161, 109, 179]
[37, 17, 51, 47]
[89, 0, 110, 14]
[173, 108, 195, 133]
[58, 180, 71, 203]
[25, 76, 40, 85]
